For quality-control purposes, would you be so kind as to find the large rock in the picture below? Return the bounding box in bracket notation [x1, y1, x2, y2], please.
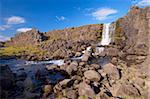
[104, 47, 119, 57]
[78, 81, 95, 98]
[103, 63, 120, 81]
[84, 70, 101, 82]
[66, 61, 78, 75]
[116, 83, 140, 98]
[0, 65, 15, 98]
[81, 50, 91, 62]
[112, 6, 150, 61]
[0, 65, 15, 90]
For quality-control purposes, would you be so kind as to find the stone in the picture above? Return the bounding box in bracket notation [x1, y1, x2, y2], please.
[59, 79, 71, 87]
[24, 77, 35, 91]
[62, 88, 77, 99]
[66, 61, 78, 74]
[16, 71, 27, 81]
[98, 69, 106, 77]
[81, 50, 91, 62]
[105, 48, 119, 57]
[46, 65, 58, 71]
[79, 62, 86, 66]
[78, 81, 95, 98]
[116, 83, 140, 98]
[75, 52, 82, 57]
[43, 85, 53, 97]
[24, 91, 40, 99]
[0, 65, 15, 91]
[103, 63, 120, 81]
[91, 64, 101, 69]
[84, 70, 101, 82]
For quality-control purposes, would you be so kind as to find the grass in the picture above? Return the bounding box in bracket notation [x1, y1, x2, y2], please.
[0, 46, 46, 57]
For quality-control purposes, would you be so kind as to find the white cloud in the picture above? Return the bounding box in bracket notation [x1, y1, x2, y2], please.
[17, 28, 32, 33]
[91, 8, 118, 21]
[136, 0, 150, 6]
[0, 25, 11, 31]
[0, 35, 10, 41]
[56, 16, 66, 21]
[6, 16, 25, 24]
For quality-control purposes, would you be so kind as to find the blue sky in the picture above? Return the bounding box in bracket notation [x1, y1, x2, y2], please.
[0, 0, 150, 41]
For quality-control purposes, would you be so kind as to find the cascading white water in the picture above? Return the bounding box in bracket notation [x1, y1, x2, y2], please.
[101, 23, 111, 45]
[96, 23, 111, 54]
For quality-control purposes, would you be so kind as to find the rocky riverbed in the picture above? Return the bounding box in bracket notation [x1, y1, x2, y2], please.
[0, 6, 150, 99]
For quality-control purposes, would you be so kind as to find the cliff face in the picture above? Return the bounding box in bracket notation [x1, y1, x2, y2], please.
[8, 29, 47, 47]
[4, 24, 103, 60]
[112, 6, 150, 63]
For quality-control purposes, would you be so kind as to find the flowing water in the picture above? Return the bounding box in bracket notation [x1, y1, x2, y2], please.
[96, 23, 111, 54]
[101, 23, 111, 45]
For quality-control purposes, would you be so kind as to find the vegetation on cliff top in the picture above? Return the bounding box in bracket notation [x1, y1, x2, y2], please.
[0, 46, 47, 58]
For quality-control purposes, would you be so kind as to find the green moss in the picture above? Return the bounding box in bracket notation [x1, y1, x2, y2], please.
[0, 46, 46, 57]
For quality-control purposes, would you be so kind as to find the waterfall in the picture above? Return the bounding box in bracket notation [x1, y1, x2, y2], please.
[96, 23, 111, 55]
[101, 23, 111, 45]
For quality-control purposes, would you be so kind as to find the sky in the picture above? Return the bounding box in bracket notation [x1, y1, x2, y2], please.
[0, 0, 150, 41]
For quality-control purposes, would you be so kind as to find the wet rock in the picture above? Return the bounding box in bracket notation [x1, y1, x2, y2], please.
[35, 69, 47, 80]
[0, 65, 15, 91]
[16, 81, 24, 90]
[78, 81, 95, 98]
[16, 71, 27, 81]
[24, 77, 35, 91]
[103, 63, 120, 81]
[24, 91, 41, 99]
[84, 70, 101, 82]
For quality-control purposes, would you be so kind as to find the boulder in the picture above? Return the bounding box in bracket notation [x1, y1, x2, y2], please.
[104, 48, 119, 57]
[75, 52, 82, 57]
[91, 64, 101, 69]
[78, 81, 95, 98]
[103, 63, 120, 81]
[24, 77, 35, 91]
[16, 71, 27, 81]
[84, 70, 101, 82]
[66, 61, 78, 74]
[46, 65, 58, 71]
[116, 83, 140, 98]
[0, 65, 15, 90]
[81, 50, 91, 62]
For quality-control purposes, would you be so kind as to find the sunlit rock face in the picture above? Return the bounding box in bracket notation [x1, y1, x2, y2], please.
[113, 6, 150, 56]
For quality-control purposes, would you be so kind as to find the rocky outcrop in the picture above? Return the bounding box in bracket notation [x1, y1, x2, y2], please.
[0, 6, 150, 99]
[112, 6, 150, 63]
[8, 29, 47, 46]
[0, 65, 15, 98]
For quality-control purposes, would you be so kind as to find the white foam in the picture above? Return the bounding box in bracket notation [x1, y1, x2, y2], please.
[101, 23, 111, 45]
